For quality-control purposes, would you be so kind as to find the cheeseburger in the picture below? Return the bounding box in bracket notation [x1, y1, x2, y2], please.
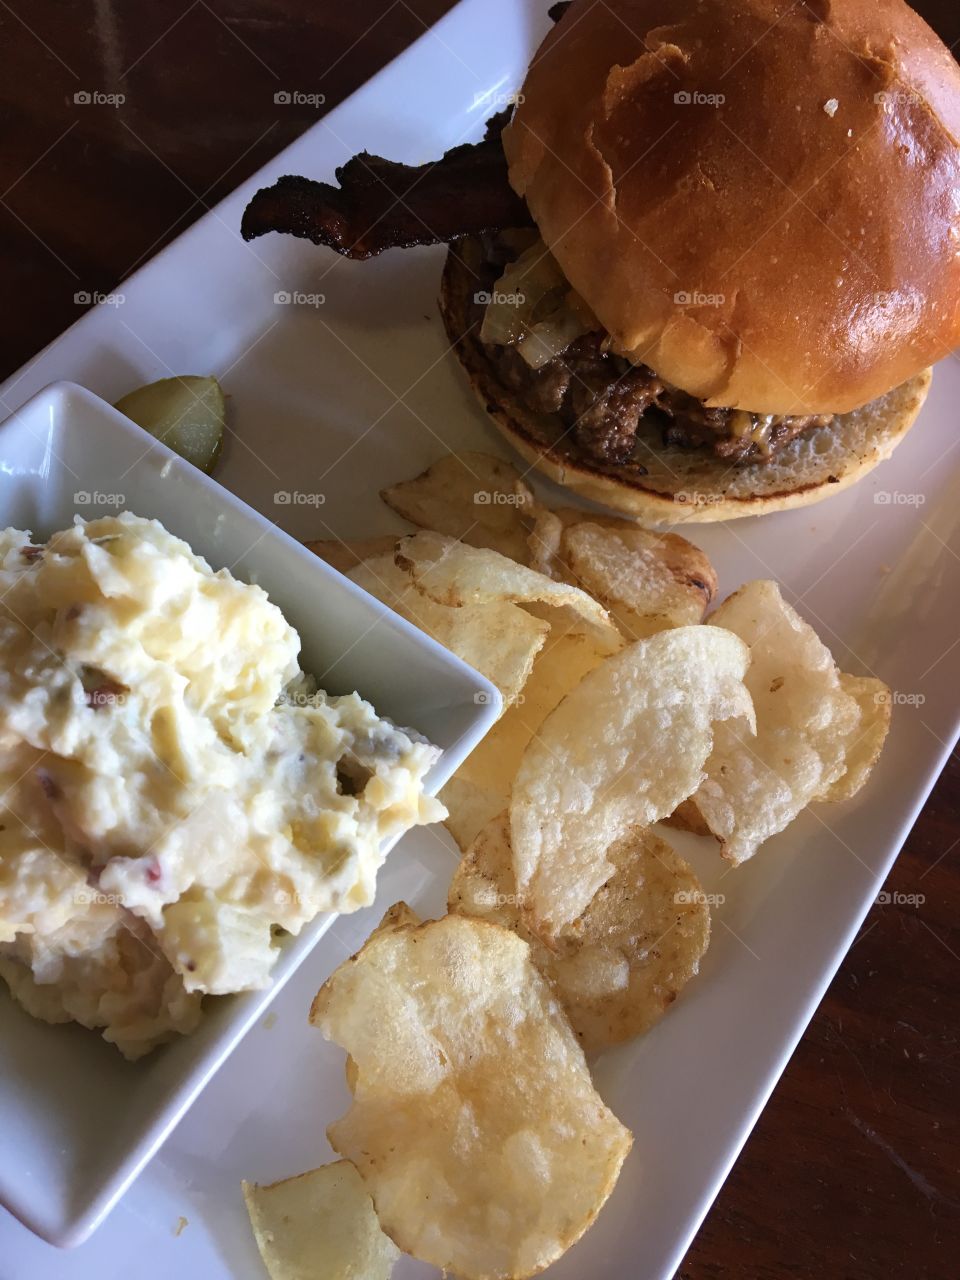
[243, 0, 960, 521]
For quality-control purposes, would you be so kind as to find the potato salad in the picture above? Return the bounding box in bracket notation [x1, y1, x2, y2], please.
[0, 513, 443, 1058]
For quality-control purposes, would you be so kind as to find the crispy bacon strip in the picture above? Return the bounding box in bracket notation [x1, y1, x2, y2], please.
[240, 136, 531, 260]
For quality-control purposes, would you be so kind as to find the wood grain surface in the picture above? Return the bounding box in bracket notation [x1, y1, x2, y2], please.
[0, 3, 956, 1278]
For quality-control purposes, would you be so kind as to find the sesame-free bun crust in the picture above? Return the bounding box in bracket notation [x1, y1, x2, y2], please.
[502, 0, 960, 416]
[440, 245, 932, 523]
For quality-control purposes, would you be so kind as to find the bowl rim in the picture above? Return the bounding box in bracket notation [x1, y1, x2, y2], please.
[0, 379, 500, 1246]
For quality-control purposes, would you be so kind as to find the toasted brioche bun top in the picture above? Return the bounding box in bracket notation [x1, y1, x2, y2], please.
[503, 0, 960, 415]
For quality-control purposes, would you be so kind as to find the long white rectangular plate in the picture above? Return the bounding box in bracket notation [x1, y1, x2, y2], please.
[2, 0, 958, 1275]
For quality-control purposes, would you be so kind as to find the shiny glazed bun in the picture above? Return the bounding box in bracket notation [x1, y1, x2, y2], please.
[502, 0, 960, 415]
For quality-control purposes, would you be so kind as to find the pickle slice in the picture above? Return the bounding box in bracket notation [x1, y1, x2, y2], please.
[114, 375, 225, 473]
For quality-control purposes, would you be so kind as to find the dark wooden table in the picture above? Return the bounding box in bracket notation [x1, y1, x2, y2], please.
[1, 2, 957, 1277]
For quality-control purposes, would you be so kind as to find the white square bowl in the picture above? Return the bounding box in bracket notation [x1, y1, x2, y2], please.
[0, 380, 500, 1248]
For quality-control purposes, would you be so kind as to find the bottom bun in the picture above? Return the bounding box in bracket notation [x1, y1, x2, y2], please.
[440, 247, 932, 524]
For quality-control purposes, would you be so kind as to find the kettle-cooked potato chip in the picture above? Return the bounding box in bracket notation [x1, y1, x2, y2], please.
[524, 502, 565, 577]
[394, 531, 622, 656]
[561, 521, 717, 640]
[449, 813, 711, 1051]
[440, 629, 609, 850]
[346, 554, 547, 713]
[309, 910, 632, 1280]
[381, 452, 534, 561]
[510, 626, 753, 936]
[689, 581, 890, 864]
[242, 1161, 400, 1280]
[818, 673, 891, 803]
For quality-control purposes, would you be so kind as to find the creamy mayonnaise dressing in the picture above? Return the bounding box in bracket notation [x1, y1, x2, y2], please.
[0, 513, 443, 1057]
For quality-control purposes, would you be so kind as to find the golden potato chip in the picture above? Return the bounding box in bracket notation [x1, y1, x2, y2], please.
[561, 521, 717, 640]
[348, 555, 547, 713]
[335, 552, 411, 609]
[336, 908, 416, 1105]
[819, 674, 892, 802]
[309, 912, 632, 1280]
[437, 773, 507, 859]
[525, 503, 565, 577]
[440, 630, 608, 850]
[394, 531, 622, 656]
[691, 580, 885, 864]
[381, 452, 534, 561]
[348, 904, 422, 1094]
[550, 505, 680, 541]
[510, 626, 753, 936]
[449, 813, 710, 1051]
[306, 535, 400, 576]
[242, 1161, 400, 1280]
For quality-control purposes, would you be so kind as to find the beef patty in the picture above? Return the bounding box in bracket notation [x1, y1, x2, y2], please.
[469, 235, 833, 467]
